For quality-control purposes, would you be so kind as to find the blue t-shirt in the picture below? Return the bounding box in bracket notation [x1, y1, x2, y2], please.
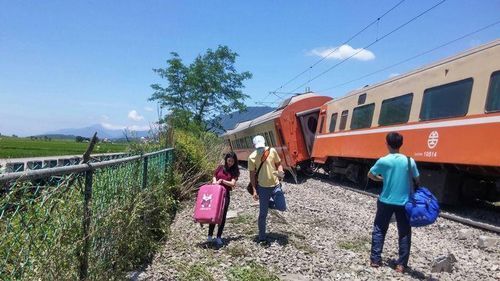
[369, 153, 419, 206]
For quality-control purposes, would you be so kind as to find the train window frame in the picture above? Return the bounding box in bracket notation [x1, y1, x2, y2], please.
[419, 78, 473, 121]
[485, 70, 500, 113]
[351, 103, 375, 130]
[318, 116, 325, 134]
[378, 93, 413, 126]
[339, 110, 348, 131]
[329, 113, 338, 133]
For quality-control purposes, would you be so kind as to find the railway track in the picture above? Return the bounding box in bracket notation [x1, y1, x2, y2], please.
[309, 172, 500, 234]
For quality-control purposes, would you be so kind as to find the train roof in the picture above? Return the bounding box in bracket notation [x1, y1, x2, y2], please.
[222, 92, 320, 136]
[331, 39, 500, 104]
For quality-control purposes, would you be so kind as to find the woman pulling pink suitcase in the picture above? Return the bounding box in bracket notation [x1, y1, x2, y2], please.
[193, 152, 239, 246]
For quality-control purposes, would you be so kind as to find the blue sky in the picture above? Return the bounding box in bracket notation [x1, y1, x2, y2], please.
[1, 0, 499, 136]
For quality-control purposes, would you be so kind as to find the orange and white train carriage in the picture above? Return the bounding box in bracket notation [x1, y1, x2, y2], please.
[312, 40, 500, 204]
[222, 93, 332, 181]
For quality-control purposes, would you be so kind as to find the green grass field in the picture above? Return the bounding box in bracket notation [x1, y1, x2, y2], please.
[0, 137, 128, 158]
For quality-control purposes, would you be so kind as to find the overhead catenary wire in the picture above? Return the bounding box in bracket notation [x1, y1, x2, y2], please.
[286, 0, 447, 95]
[271, 0, 406, 93]
[258, 0, 407, 105]
[317, 19, 500, 93]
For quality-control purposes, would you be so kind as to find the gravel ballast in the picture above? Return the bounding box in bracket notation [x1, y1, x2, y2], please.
[138, 168, 500, 281]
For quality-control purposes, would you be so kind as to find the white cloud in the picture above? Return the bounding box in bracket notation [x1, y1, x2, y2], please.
[128, 110, 144, 121]
[144, 106, 154, 112]
[389, 73, 400, 78]
[309, 44, 375, 61]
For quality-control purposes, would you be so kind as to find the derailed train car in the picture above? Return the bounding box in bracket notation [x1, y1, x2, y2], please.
[222, 93, 332, 181]
[223, 40, 499, 204]
[312, 40, 500, 204]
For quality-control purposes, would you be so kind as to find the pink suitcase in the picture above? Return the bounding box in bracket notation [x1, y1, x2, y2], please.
[193, 184, 227, 224]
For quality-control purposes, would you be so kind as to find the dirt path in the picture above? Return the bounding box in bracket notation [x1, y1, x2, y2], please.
[138, 168, 499, 281]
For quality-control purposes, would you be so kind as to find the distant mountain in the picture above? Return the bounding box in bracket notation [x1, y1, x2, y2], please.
[44, 124, 150, 139]
[33, 134, 76, 140]
[214, 106, 275, 134]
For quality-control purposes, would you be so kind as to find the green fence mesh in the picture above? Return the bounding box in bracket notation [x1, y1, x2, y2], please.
[0, 148, 174, 280]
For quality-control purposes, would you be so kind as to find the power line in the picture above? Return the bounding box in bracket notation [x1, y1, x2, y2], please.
[317, 19, 500, 93]
[273, 0, 406, 93]
[259, 0, 407, 105]
[286, 0, 447, 94]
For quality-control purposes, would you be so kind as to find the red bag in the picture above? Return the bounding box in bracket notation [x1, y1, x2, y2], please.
[193, 184, 227, 224]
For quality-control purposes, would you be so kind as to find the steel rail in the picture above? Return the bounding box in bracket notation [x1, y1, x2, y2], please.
[311, 173, 500, 234]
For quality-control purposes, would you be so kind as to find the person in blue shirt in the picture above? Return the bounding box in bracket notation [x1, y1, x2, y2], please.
[368, 132, 420, 273]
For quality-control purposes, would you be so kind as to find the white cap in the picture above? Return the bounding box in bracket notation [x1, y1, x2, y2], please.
[253, 135, 266, 148]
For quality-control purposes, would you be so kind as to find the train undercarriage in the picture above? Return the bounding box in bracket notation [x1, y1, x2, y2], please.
[310, 157, 500, 206]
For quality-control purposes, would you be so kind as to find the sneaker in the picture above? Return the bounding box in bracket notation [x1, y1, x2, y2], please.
[207, 236, 213, 243]
[395, 264, 405, 273]
[370, 261, 382, 268]
[258, 239, 270, 247]
[215, 237, 223, 246]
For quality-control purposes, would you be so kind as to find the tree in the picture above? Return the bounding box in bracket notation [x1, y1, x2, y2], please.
[150, 45, 252, 131]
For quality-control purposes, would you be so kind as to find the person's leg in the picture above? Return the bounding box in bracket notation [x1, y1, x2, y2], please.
[394, 205, 411, 267]
[272, 184, 287, 212]
[258, 186, 273, 241]
[370, 200, 394, 265]
[216, 192, 231, 238]
[208, 224, 215, 238]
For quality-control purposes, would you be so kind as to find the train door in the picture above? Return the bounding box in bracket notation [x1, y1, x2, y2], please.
[296, 108, 320, 156]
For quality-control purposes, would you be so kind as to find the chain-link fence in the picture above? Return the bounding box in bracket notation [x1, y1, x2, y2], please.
[0, 148, 174, 280]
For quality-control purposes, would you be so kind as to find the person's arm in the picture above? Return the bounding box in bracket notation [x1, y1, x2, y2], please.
[272, 148, 285, 179]
[212, 176, 218, 184]
[368, 172, 383, 182]
[219, 178, 237, 188]
[411, 158, 420, 186]
[367, 158, 385, 182]
[274, 162, 285, 179]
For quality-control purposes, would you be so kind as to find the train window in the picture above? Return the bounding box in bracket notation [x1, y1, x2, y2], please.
[329, 113, 338, 133]
[264, 132, 271, 146]
[358, 93, 367, 105]
[379, 93, 413, 126]
[244, 137, 249, 148]
[351, 103, 375, 130]
[339, 110, 348, 131]
[269, 131, 277, 146]
[420, 78, 473, 121]
[486, 71, 500, 112]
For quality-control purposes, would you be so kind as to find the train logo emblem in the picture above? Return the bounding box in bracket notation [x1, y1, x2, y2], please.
[427, 131, 439, 149]
[201, 194, 212, 208]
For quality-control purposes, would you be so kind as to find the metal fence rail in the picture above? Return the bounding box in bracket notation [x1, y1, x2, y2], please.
[0, 148, 174, 280]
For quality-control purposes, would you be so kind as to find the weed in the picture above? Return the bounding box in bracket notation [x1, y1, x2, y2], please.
[179, 264, 215, 281]
[225, 244, 247, 257]
[337, 237, 371, 252]
[226, 263, 279, 281]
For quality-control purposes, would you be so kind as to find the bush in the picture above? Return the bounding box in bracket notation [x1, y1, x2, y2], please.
[170, 129, 223, 200]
